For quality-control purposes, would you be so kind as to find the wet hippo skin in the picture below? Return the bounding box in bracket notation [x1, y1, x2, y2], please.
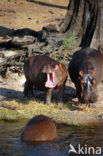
[21, 115, 57, 142]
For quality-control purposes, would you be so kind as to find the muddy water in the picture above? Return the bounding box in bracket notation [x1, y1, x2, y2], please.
[0, 121, 103, 156]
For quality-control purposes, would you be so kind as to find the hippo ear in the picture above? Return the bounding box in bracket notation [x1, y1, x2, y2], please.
[79, 70, 83, 77]
[91, 71, 95, 77]
[91, 71, 96, 85]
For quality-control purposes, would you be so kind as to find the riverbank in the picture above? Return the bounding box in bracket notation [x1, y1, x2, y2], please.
[0, 0, 103, 127]
[0, 96, 103, 127]
[0, 72, 103, 127]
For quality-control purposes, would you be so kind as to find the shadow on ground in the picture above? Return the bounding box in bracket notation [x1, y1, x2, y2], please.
[0, 26, 14, 37]
[27, 0, 67, 10]
[0, 86, 82, 111]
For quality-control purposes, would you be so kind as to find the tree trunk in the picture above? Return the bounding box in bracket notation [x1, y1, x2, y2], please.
[43, 0, 103, 50]
[60, 0, 103, 48]
[90, 0, 103, 50]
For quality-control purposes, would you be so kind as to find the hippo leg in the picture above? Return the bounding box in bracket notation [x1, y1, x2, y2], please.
[57, 85, 65, 109]
[46, 89, 52, 105]
[23, 80, 34, 98]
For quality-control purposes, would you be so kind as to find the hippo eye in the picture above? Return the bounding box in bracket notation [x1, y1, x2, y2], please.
[54, 65, 59, 70]
[55, 69, 62, 77]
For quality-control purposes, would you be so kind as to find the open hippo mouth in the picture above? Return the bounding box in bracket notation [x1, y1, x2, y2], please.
[45, 72, 56, 88]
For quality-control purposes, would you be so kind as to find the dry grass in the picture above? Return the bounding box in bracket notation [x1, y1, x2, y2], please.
[0, 98, 102, 127]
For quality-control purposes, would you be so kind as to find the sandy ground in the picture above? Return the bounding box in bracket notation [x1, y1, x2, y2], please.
[0, 0, 68, 31]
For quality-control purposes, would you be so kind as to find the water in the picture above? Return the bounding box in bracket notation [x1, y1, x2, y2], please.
[0, 121, 103, 156]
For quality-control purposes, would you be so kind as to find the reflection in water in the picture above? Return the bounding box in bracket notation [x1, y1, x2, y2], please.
[0, 121, 103, 156]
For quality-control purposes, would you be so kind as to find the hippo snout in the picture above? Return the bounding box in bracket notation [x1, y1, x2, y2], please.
[80, 92, 98, 104]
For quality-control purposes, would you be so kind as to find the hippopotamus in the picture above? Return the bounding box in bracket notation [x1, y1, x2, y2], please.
[68, 47, 103, 104]
[21, 115, 57, 142]
[23, 55, 68, 107]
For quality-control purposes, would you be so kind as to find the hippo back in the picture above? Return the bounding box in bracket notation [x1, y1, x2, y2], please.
[21, 115, 57, 142]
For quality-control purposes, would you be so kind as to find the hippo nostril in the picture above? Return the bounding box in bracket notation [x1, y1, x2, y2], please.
[90, 96, 97, 103]
[89, 98, 94, 103]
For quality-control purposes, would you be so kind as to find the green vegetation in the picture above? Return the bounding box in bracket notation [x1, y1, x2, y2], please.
[0, 99, 71, 121]
[63, 32, 77, 49]
[0, 98, 101, 126]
